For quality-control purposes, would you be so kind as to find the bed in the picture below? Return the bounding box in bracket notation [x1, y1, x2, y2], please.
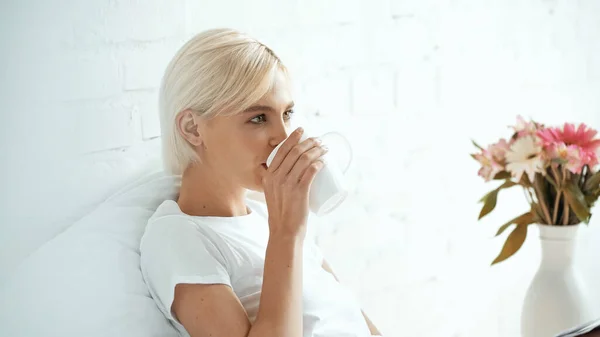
[0, 139, 187, 336]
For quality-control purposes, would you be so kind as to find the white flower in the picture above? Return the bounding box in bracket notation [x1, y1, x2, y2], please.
[505, 136, 545, 182]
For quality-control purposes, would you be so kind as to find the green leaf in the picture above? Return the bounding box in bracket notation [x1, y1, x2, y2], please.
[583, 171, 600, 194]
[472, 139, 484, 151]
[492, 223, 529, 265]
[529, 202, 545, 223]
[585, 194, 597, 207]
[493, 171, 511, 180]
[478, 181, 517, 220]
[551, 158, 568, 165]
[495, 211, 536, 237]
[543, 173, 558, 190]
[563, 182, 591, 224]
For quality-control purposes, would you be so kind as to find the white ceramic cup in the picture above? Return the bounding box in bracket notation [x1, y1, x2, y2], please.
[265, 130, 352, 216]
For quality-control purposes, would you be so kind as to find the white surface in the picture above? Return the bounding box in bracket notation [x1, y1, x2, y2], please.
[1, 1, 600, 336]
[521, 225, 597, 337]
[0, 170, 181, 337]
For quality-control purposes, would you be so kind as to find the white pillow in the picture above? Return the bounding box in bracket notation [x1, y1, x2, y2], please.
[1, 138, 164, 283]
[0, 170, 181, 337]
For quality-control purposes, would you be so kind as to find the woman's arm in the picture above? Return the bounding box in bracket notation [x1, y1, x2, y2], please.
[321, 259, 382, 336]
[172, 234, 305, 337]
[254, 234, 305, 337]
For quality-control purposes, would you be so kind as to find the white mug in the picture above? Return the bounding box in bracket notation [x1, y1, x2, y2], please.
[266, 130, 353, 216]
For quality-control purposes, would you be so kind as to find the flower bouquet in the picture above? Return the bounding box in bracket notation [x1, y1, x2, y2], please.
[471, 116, 600, 265]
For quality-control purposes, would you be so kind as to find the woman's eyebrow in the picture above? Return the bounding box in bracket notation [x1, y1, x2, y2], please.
[242, 102, 294, 113]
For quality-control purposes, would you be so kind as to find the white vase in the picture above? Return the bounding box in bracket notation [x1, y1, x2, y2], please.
[521, 224, 595, 337]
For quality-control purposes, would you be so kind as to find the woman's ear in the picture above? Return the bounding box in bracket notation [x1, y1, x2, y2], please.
[176, 109, 203, 147]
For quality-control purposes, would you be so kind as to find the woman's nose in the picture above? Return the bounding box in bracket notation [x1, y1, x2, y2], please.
[268, 120, 291, 147]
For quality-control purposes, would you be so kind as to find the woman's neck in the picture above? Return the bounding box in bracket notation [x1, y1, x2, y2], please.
[177, 164, 249, 217]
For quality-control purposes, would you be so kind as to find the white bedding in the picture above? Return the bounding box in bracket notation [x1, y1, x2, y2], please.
[0, 140, 183, 337]
[0, 139, 163, 283]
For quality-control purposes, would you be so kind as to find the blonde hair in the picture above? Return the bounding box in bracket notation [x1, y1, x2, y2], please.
[159, 28, 288, 175]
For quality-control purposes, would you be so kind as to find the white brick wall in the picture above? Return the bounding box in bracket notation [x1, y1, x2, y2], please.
[1, 0, 600, 336]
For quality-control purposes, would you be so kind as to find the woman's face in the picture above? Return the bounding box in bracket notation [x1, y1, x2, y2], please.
[197, 70, 296, 192]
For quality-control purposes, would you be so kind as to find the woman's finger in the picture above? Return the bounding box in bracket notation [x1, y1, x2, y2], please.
[276, 137, 322, 177]
[288, 145, 328, 183]
[267, 127, 304, 173]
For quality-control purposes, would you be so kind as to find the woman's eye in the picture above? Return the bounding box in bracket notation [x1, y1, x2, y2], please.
[284, 109, 295, 119]
[250, 114, 267, 124]
[250, 110, 295, 124]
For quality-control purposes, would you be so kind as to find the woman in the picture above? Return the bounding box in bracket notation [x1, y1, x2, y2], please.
[140, 28, 382, 337]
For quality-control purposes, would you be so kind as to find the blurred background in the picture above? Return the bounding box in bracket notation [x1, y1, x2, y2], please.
[1, 0, 599, 336]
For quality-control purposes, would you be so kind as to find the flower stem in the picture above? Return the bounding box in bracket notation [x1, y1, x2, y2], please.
[549, 165, 562, 226]
[563, 169, 571, 225]
[533, 180, 552, 225]
[552, 165, 562, 188]
[552, 190, 561, 225]
[563, 197, 569, 225]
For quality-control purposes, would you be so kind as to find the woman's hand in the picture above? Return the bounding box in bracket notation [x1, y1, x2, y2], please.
[262, 127, 328, 239]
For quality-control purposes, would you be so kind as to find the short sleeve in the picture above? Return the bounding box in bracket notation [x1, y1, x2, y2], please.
[140, 220, 231, 322]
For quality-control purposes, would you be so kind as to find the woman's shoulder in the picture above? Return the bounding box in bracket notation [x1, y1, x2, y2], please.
[140, 198, 266, 260]
[140, 200, 222, 254]
[139, 199, 261, 282]
[140, 201, 236, 275]
[143, 200, 197, 236]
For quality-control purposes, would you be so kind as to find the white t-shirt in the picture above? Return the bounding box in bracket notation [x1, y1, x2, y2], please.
[140, 197, 375, 337]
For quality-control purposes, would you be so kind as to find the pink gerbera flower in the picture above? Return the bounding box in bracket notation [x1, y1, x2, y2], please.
[536, 123, 600, 169]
